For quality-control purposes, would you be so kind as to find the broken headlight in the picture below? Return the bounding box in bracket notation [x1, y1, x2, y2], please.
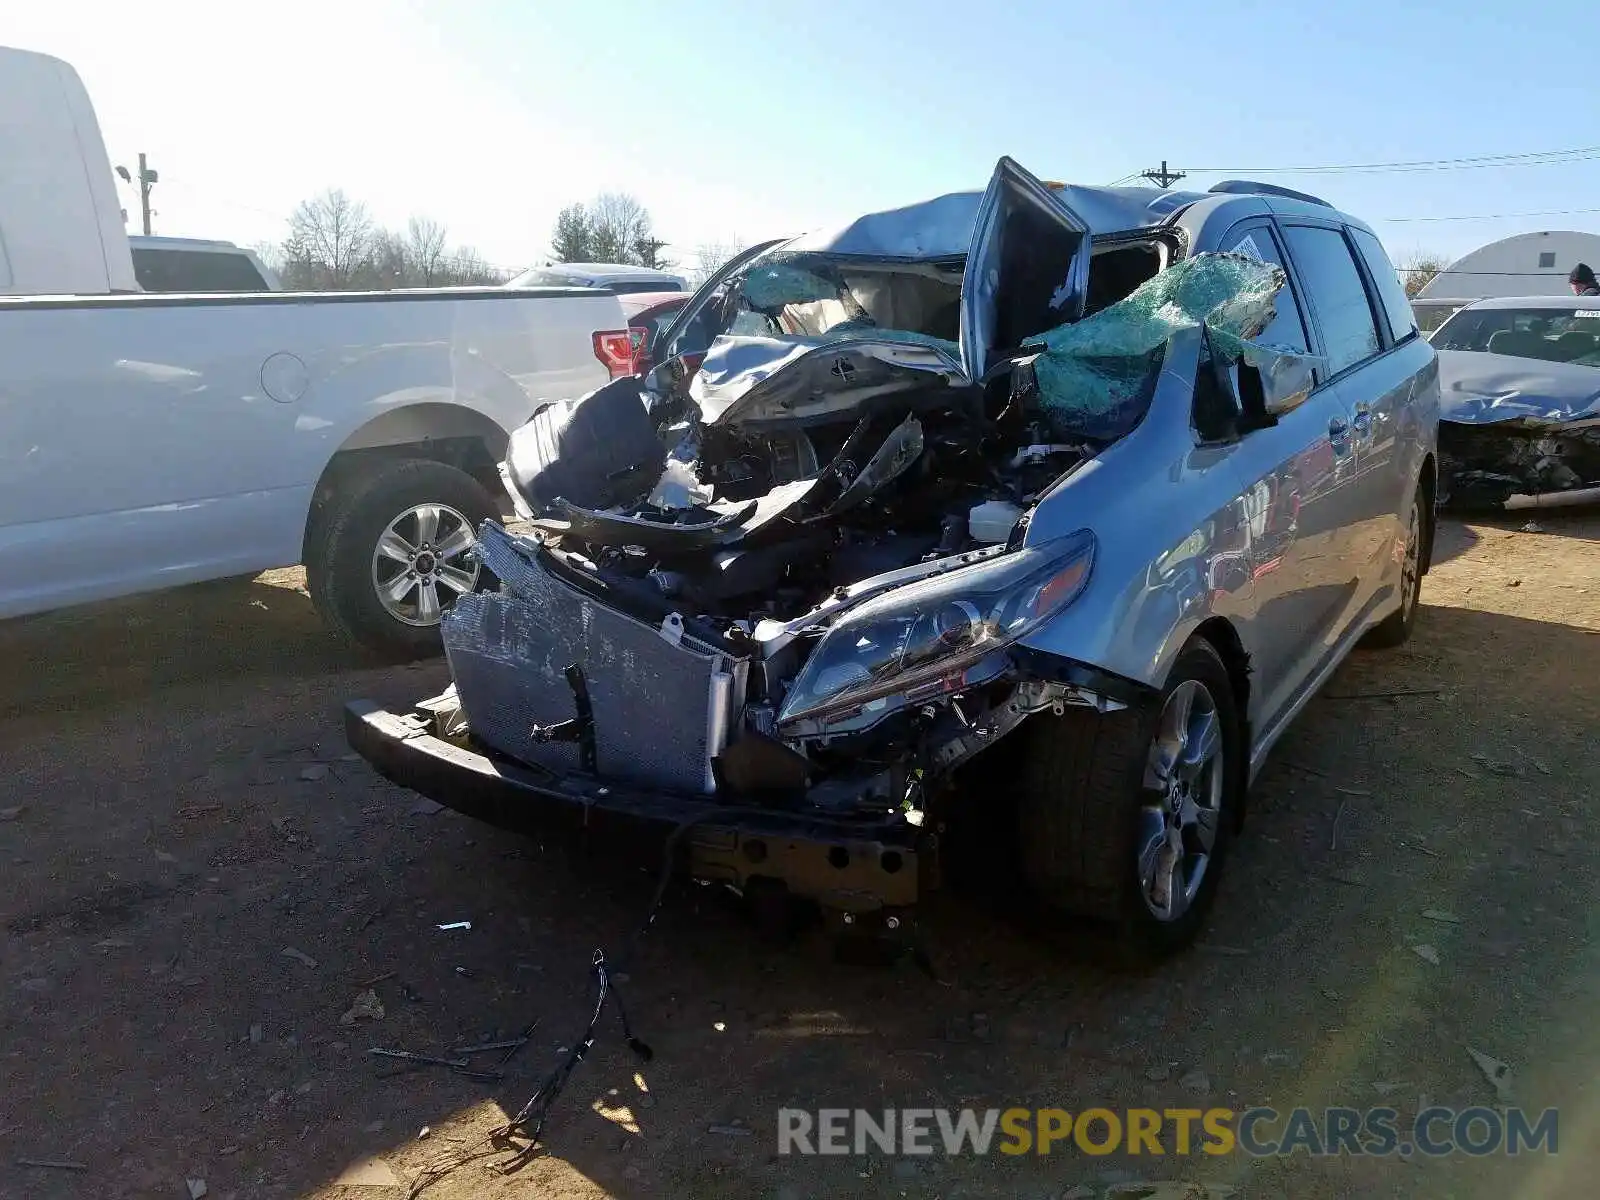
[777, 530, 1096, 733]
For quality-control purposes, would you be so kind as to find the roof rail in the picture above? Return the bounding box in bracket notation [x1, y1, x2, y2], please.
[1207, 180, 1333, 208]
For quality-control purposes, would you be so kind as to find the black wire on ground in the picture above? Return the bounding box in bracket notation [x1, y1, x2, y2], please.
[406, 804, 791, 1197]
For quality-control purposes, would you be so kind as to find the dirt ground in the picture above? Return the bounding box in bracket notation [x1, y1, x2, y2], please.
[2, 511, 1597, 1200]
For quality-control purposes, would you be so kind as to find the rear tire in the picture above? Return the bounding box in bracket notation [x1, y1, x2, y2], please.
[1016, 638, 1244, 961]
[1363, 482, 1426, 649]
[306, 458, 497, 660]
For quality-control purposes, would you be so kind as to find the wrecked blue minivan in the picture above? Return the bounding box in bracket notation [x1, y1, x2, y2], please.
[348, 159, 1439, 960]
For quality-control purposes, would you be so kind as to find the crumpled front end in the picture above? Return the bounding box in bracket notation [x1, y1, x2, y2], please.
[438, 249, 1305, 812]
[1435, 349, 1600, 509]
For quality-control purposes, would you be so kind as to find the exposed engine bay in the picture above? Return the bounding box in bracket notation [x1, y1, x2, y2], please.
[458, 343, 1112, 813]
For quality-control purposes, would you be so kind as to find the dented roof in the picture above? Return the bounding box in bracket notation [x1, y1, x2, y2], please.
[785, 184, 1210, 261]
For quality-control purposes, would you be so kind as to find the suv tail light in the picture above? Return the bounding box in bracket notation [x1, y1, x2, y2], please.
[592, 330, 635, 379]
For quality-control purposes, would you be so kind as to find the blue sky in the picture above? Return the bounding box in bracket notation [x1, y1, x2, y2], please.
[11, 0, 1600, 274]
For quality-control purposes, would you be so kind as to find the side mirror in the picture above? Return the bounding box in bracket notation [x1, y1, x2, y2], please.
[1194, 327, 1283, 442]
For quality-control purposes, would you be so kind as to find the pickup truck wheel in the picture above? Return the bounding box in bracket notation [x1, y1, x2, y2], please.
[1361, 483, 1426, 649]
[1016, 638, 1242, 961]
[307, 458, 497, 660]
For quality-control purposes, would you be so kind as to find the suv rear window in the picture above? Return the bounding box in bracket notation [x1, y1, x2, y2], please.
[1281, 226, 1381, 375]
[1349, 228, 1417, 344]
[132, 248, 270, 293]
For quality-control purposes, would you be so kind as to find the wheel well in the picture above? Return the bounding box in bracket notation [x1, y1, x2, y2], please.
[1418, 453, 1438, 574]
[302, 417, 507, 564]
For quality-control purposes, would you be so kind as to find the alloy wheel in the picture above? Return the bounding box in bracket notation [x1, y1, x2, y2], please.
[1137, 679, 1226, 922]
[370, 503, 480, 627]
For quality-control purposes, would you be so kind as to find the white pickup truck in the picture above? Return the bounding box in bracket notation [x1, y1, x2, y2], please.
[0, 45, 634, 657]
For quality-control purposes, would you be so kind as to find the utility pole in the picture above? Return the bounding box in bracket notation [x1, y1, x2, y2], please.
[1140, 160, 1186, 188]
[634, 235, 667, 269]
[116, 154, 159, 234]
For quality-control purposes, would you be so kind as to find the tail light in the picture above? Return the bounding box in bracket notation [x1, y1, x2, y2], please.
[592, 330, 636, 379]
[628, 325, 651, 375]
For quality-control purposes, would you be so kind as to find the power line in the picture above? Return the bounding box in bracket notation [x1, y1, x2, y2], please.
[1172, 144, 1600, 177]
[1387, 269, 1580, 277]
[1382, 205, 1600, 223]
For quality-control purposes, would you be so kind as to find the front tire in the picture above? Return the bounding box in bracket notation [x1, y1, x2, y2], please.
[306, 458, 497, 660]
[1016, 638, 1244, 961]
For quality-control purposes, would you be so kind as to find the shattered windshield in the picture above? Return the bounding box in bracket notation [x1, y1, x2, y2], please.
[1025, 252, 1313, 440]
[670, 249, 965, 359]
[1433, 307, 1600, 367]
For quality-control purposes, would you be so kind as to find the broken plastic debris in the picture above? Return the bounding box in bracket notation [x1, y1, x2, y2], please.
[1412, 944, 1441, 965]
[186, 1179, 208, 1199]
[1470, 751, 1523, 778]
[648, 456, 712, 510]
[1467, 1047, 1514, 1102]
[340, 990, 386, 1026]
[436, 921, 472, 932]
[0, 805, 24, 821]
[280, 947, 318, 969]
[332, 1158, 402, 1188]
[299, 763, 329, 782]
[1421, 909, 1461, 925]
[1027, 251, 1318, 439]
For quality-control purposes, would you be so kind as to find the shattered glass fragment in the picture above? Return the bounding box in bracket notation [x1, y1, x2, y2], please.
[1026, 252, 1319, 438]
[742, 261, 843, 309]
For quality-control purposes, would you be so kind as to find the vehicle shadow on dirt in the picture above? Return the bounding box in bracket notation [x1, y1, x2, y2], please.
[0, 573, 367, 721]
[268, 602, 1600, 1198]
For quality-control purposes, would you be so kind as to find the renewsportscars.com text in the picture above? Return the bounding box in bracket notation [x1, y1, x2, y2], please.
[777, 1106, 1559, 1158]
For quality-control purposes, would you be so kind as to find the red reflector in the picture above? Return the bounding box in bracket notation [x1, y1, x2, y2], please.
[592, 330, 636, 378]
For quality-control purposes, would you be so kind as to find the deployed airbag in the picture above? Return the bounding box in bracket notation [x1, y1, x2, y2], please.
[504, 378, 667, 511]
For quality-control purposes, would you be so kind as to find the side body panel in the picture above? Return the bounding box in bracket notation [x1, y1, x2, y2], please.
[1019, 196, 1439, 784]
[0, 289, 625, 619]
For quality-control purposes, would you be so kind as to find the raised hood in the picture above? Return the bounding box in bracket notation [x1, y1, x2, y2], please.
[691, 157, 1094, 431]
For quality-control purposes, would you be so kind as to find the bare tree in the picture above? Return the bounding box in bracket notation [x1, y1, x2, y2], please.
[405, 216, 450, 285]
[588, 192, 654, 264]
[281, 188, 376, 290]
[437, 246, 501, 286]
[272, 192, 508, 291]
[1397, 251, 1449, 299]
[692, 238, 749, 286]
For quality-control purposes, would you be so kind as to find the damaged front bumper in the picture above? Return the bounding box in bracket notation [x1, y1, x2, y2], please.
[344, 699, 923, 930]
[1439, 419, 1600, 509]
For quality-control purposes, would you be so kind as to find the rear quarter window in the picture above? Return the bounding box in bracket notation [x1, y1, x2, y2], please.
[133, 248, 270, 293]
[1349, 228, 1417, 344]
[1280, 225, 1382, 375]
